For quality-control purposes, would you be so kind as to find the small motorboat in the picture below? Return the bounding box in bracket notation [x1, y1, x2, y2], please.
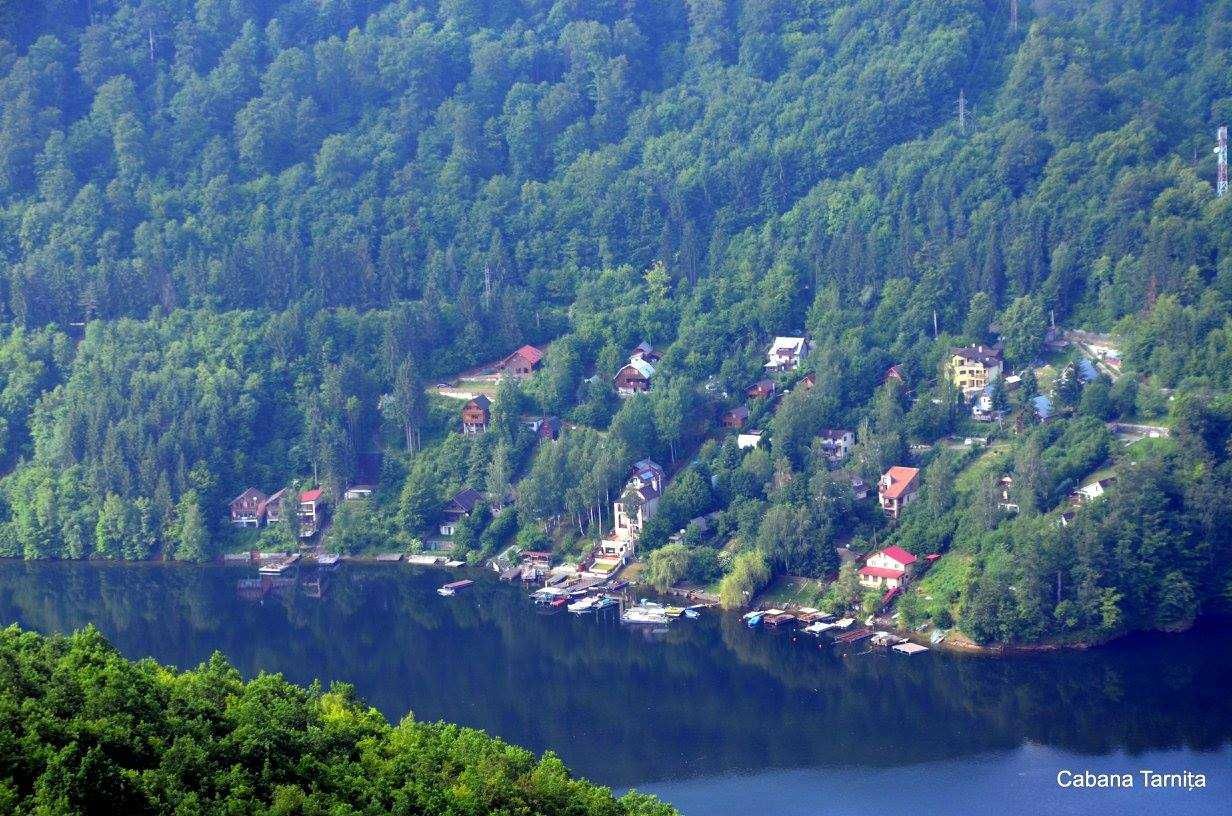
[550, 595, 569, 608]
[665, 606, 685, 618]
[437, 579, 474, 597]
[568, 596, 598, 614]
[745, 612, 763, 628]
[682, 608, 700, 619]
[621, 606, 669, 625]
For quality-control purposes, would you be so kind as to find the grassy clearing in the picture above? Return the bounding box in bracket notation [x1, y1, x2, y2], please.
[913, 553, 973, 622]
[953, 440, 1013, 498]
[755, 575, 829, 608]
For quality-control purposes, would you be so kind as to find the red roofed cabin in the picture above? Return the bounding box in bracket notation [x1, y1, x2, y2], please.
[878, 466, 920, 519]
[496, 345, 543, 379]
[230, 488, 267, 528]
[858, 546, 919, 590]
[298, 488, 325, 538]
[461, 395, 491, 435]
[747, 379, 777, 400]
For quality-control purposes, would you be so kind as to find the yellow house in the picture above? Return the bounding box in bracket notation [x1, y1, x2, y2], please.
[949, 345, 1003, 396]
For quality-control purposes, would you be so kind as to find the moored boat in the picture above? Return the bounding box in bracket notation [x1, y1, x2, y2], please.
[568, 596, 598, 614]
[437, 579, 474, 597]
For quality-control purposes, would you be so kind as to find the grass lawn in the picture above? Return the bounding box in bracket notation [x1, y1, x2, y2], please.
[913, 553, 973, 622]
[952, 440, 1014, 498]
[756, 574, 829, 608]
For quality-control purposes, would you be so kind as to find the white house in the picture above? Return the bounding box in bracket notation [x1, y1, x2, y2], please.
[765, 336, 812, 372]
[858, 545, 919, 590]
[1071, 477, 1116, 506]
[612, 459, 665, 543]
[817, 429, 855, 463]
[737, 430, 764, 450]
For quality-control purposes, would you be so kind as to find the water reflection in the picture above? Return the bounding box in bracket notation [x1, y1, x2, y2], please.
[0, 561, 1227, 787]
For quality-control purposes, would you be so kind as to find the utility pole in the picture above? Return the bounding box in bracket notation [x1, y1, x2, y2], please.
[1217, 126, 1229, 198]
[958, 89, 967, 135]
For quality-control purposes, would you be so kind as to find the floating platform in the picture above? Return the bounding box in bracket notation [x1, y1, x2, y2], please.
[893, 642, 929, 655]
[257, 553, 301, 575]
[833, 628, 872, 646]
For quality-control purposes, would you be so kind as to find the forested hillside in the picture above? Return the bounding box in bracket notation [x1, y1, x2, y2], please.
[0, 0, 1230, 645]
[0, 625, 676, 814]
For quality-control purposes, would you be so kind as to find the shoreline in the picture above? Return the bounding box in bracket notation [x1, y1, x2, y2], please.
[0, 556, 1218, 656]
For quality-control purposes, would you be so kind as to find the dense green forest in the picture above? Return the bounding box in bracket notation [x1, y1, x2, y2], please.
[0, 0, 1230, 645]
[0, 625, 676, 814]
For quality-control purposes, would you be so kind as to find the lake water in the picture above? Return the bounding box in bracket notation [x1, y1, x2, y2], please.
[1, 561, 1228, 815]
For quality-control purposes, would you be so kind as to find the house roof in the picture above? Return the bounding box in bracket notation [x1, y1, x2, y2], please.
[748, 378, 775, 393]
[466, 394, 491, 409]
[879, 545, 918, 567]
[819, 428, 852, 441]
[770, 336, 807, 354]
[725, 405, 750, 420]
[859, 565, 905, 580]
[448, 487, 484, 513]
[300, 488, 323, 503]
[884, 364, 905, 382]
[952, 345, 1003, 367]
[1032, 395, 1054, 419]
[502, 344, 543, 367]
[230, 487, 266, 505]
[1077, 359, 1100, 383]
[879, 466, 920, 499]
[624, 357, 655, 378]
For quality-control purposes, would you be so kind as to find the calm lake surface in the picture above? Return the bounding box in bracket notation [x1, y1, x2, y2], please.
[1, 561, 1228, 815]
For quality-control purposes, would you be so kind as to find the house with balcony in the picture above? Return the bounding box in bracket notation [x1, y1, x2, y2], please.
[858, 545, 918, 590]
[878, 466, 920, 519]
[948, 345, 1004, 397]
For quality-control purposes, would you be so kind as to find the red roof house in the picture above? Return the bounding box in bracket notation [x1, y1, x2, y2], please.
[878, 466, 920, 519]
[858, 546, 919, 590]
[496, 345, 544, 379]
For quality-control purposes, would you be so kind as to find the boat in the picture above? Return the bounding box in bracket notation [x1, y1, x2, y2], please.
[621, 606, 669, 625]
[550, 595, 569, 608]
[745, 612, 763, 628]
[592, 596, 617, 611]
[568, 596, 598, 614]
[532, 587, 567, 604]
[437, 579, 474, 597]
[664, 606, 685, 618]
[802, 621, 838, 635]
[683, 608, 700, 619]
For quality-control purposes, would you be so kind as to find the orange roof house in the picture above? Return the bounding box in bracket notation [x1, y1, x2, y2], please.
[878, 466, 920, 519]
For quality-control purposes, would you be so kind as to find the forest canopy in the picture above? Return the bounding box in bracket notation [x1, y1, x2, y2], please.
[0, 625, 676, 815]
[0, 1, 1230, 646]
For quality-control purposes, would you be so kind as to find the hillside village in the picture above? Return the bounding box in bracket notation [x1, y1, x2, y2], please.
[219, 314, 1180, 645]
